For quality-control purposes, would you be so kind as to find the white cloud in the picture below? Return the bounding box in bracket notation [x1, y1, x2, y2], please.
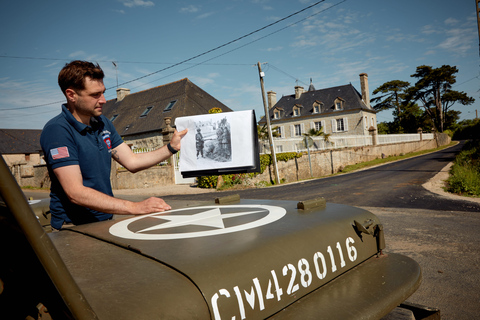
[197, 12, 215, 19]
[437, 27, 474, 55]
[119, 0, 154, 8]
[180, 5, 200, 13]
[444, 18, 458, 25]
[264, 46, 283, 52]
[69, 51, 86, 58]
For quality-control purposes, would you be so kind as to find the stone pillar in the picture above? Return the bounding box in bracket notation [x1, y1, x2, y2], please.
[369, 126, 378, 145]
[417, 127, 423, 141]
[162, 117, 176, 164]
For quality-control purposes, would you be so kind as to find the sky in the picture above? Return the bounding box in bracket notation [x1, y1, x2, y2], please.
[0, 0, 479, 130]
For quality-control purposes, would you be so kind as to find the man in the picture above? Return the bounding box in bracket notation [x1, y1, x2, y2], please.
[40, 60, 187, 230]
[196, 128, 204, 158]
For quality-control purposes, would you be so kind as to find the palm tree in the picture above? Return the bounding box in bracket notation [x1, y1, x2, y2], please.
[303, 128, 330, 177]
[257, 125, 280, 154]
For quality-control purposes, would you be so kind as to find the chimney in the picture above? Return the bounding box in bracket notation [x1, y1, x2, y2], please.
[267, 91, 277, 109]
[359, 73, 370, 108]
[116, 88, 130, 101]
[295, 86, 304, 99]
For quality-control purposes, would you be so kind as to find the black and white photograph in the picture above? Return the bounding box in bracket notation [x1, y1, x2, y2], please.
[194, 116, 232, 164]
[176, 110, 259, 177]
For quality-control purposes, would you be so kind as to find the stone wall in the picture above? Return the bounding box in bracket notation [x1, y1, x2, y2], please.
[113, 165, 175, 189]
[251, 133, 450, 184]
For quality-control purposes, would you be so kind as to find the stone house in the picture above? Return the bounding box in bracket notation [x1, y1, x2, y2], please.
[0, 129, 48, 187]
[258, 73, 377, 140]
[102, 78, 232, 149]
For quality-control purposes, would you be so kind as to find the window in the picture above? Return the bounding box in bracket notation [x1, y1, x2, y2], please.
[140, 106, 153, 117]
[293, 108, 300, 117]
[110, 114, 119, 122]
[336, 119, 345, 131]
[276, 145, 283, 153]
[276, 126, 282, 137]
[164, 100, 177, 112]
[294, 124, 302, 136]
[25, 154, 30, 161]
[274, 110, 280, 119]
[314, 121, 322, 131]
[334, 98, 344, 110]
[313, 105, 320, 113]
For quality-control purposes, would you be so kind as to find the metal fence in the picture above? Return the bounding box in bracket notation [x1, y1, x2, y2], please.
[259, 133, 435, 154]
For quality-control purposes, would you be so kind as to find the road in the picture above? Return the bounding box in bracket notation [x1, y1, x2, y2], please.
[162, 141, 480, 320]
[164, 141, 480, 212]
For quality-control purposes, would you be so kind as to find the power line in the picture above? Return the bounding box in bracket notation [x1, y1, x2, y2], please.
[0, 55, 251, 66]
[1, 0, 347, 112]
[107, 0, 329, 90]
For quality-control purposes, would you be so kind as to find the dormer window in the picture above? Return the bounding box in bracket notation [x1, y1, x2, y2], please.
[334, 98, 344, 110]
[293, 104, 302, 117]
[140, 106, 153, 117]
[313, 100, 323, 114]
[164, 100, 177, 112]
[274, 110, 280, 119]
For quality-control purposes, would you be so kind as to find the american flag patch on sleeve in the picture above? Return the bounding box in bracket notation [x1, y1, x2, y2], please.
[50, 147, 70, 160]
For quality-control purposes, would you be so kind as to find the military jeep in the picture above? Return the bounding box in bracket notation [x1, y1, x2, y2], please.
[0, 154, 438, 319]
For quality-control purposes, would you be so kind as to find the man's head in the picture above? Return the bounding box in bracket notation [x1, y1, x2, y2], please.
[58, 60, 104, 96]
[59, 61, 107, 123]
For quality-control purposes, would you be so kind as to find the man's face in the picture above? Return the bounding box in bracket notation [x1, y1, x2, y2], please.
[71, 77, 106, 118]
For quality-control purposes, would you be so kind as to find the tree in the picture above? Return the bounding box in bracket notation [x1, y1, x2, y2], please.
[302, 128, 330, 177]
[371, 80, 411, 117]
[408, 65, 474, 132]
[257, 125, 279, 154]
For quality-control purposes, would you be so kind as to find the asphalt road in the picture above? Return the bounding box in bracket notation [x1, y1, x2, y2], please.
[161, 142, 480, 320]
[163, 141, 480, 212]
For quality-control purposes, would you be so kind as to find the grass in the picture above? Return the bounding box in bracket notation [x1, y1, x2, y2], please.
[446, 140, 480, 197]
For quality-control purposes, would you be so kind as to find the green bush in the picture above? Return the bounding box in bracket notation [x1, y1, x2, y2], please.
[197, 175, 218, 188]
[197, 152, 302, 188]
[446, 140, 480, 196]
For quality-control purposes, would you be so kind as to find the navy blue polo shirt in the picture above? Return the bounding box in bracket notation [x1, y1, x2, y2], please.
[40, 105, 123, 229]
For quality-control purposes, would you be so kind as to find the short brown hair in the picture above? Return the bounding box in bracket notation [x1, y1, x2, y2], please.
[58, 60, 104, 95]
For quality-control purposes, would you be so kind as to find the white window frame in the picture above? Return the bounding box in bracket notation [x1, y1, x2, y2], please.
[332, 118, 348, 132]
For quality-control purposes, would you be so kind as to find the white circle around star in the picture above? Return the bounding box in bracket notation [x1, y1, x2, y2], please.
[109, 205, 286, 240]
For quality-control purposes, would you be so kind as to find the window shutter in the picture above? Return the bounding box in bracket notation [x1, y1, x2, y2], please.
[301, 123, 305, 135]
[331, 119, 336, 133]
[321, 120, 326, 132]
[310, 122, 315, 130]
[344, 117, 348, 131]
[290, 125, 294, 137]
[280, 126, 285, 138]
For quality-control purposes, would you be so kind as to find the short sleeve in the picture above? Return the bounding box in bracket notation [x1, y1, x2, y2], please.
[40, 122, 79, 169]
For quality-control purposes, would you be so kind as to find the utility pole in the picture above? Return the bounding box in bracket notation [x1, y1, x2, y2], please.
[477, 0, 480, 55]
[257, 62, 280, 185]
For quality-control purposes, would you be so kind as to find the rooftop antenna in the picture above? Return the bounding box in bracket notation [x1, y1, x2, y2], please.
[112, 61, 118, 88]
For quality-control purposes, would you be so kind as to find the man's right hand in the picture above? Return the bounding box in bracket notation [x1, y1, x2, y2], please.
[131, 197, 172, 214]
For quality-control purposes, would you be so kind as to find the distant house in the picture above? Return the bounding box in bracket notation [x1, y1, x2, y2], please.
[102, 78, 232, 149]
[0, 129, 46, 186]
[259, 73, 377, 140]
[0, 129, 43, 166]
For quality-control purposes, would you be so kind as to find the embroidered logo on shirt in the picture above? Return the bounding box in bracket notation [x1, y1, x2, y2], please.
[102, 133, 112, 149]
[50, 147, 69, 160]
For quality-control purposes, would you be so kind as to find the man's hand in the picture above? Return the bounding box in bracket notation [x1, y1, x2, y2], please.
[169, 128, 188, 151]
[131, 197, 172, 214]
